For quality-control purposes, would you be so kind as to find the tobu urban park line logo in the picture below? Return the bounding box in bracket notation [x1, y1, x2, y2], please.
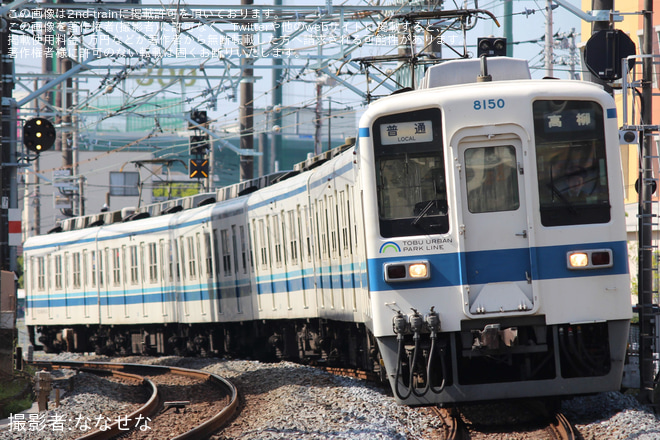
[379, 242, 401, 254]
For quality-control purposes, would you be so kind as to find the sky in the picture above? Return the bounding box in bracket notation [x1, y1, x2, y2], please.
[10, 1, 586, 143]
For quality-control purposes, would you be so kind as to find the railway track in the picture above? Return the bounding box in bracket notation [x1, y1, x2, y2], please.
[427, 403, 580, 440]
[29, 360, 238, 440]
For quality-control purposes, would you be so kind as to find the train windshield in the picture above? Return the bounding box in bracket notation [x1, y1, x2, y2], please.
[373, 108, 449, 238]
[533, 100, 610, 226]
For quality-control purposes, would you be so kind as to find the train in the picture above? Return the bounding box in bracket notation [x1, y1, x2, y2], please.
[23, 56, 632, 405]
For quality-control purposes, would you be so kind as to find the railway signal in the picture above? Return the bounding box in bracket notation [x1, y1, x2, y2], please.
[188, 110, 210, 156]
[189, 135, 209, 156]
[477, 37, 507, 57]
[23, 118, 56, 153]
[189, 158, 208, 179]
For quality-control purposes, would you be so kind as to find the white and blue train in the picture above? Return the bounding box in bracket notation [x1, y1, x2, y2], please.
[24, 57, 632, 405]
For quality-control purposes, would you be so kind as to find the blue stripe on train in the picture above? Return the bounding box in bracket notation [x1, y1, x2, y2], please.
[367, 240, 628, 291]
[27, 241, 627, 310]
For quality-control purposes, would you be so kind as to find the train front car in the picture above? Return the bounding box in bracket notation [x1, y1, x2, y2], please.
[359, 58, 632, 405]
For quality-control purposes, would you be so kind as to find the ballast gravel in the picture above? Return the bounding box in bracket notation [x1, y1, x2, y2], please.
[3, 353, 660, 439]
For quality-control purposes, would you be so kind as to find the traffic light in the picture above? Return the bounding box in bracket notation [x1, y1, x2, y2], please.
[477, 37, 507, 57]
[23, 118, 56, 153]
[189, 135, 209, 155]
[189, 158, 209, 179]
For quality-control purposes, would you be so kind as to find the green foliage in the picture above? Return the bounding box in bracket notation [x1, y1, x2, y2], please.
[0, 376, 32, 419]
[152, 183, 199, 199]
[17, 255, 23, 289]
[1, 394, 33, 419]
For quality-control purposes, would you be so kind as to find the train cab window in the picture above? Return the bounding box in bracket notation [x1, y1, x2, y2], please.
[373, 108, 448, 238]
[465, 145, 520, 213]
[533, 100, 610, 226]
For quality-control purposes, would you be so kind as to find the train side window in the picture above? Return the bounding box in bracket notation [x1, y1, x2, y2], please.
[258, 219, 267, 268]
[129, 245, 138, 284]
[212, 229, 221, 277]
[82, 251, 88, 288]
[166, 241, 173, 282]
[179, 237, 186, 280]
[372, 108, 448, 238]
[304, 206, 312, 262]
[221, 229, 231, 276]
[91, 251, 97, 288]
[98, 250, 104, 288]
[533, 100, 610, 226]
[280, 214, 288, 264]
[159, 240, 167, 283]
[204, 232, 213, 277]
[149, 242, 158, 283]
[195, 233, 203, 281]
[54, 254, 63, 290]
[111, 248, 121, 286]
[73, 253, 81, 289]
[464, 145, 520, 213]
[287, 210, 298, 265]
[339, 191, 348, 253]
[187, 236, 197, 280]
[329, 195, 338, 259]
[231, 226, 239, 275]
[240, 225, 248, 274]
[37, 256, 45, 291]
[319, 199, 328, 261]
[273, 214, 282, 267]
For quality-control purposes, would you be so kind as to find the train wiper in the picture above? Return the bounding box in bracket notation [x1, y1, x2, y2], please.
[549, 182, 577, 215]
[412, 200, 447, 226]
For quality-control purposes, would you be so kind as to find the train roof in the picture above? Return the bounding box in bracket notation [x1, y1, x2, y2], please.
[420, 57, 531, 89]
[38, 138, 357, 236]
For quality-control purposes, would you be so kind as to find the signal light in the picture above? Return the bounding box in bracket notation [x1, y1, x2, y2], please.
[619, 130, 638, 144]
[23, 118, 56, 153]
[189, 135, 209, 156]
[189, 158, 209, 179]
[188, 109, 208, 129]
[477, 37, 507, 57]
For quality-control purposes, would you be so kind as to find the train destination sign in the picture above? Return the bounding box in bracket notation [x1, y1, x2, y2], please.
[380, 120, 433, 145]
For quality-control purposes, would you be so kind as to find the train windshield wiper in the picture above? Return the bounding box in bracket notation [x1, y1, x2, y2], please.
[549, 182, 577, 215]
[412, 200, 446, 226]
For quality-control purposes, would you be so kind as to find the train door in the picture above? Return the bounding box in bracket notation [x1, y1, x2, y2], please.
[456, 135, 535, 315]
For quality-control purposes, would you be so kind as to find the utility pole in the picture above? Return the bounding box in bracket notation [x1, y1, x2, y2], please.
[544, 0, 553, 77]
[0, 2, 17, 272]
[504, 0, 513, 57]
[637, 0, 655, 405]
[314, 76, 322, 155]
[239, 0, 254, 182]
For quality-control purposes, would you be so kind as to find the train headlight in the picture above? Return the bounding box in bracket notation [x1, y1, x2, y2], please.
[384, 261, 430, 282]
[409, 263, 428, 279]
[568, 253, 589, 268]
[567, 249, 613, 270]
